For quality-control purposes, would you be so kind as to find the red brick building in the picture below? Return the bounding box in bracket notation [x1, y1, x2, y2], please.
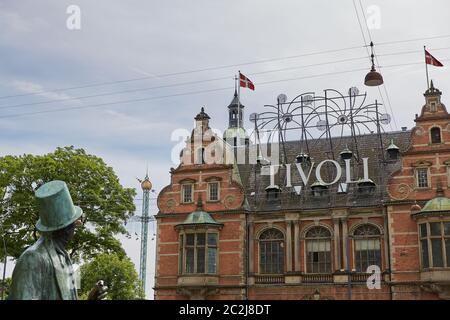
[154, 84, 450, 300]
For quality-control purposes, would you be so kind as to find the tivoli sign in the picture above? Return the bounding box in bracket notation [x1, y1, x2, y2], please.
[264, 158, 370, 188]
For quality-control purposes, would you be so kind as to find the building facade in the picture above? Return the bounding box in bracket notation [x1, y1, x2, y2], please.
[154, 83, 450, 300]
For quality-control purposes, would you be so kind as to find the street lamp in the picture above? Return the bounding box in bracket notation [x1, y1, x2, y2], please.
[364, 42, 384, 87]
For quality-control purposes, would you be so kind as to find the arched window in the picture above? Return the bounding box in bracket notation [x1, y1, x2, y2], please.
[431, 127, 441, 144]
[353, 224, 382, 272]
[259, 229, 284, 274]
[305, 227, 332, 273]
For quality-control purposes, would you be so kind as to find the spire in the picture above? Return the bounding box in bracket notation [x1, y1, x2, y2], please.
[424, 79, 442, 96]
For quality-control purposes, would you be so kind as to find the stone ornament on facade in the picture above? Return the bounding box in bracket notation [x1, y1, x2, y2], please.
[166, 199, 176, 210]
[414, 126, 425, 136]
[223, 194, 237, 209]
[388, 183, 412, 201]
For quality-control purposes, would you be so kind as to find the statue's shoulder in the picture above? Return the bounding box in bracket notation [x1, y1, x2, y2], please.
[17, 237, 51, 267]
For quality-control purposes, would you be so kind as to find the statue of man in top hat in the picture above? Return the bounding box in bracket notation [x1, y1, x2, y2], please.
[8, 180, 108, 300]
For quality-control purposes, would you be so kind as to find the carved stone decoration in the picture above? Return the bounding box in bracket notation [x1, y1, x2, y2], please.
[414, 126, 425, 136]
[176, 287, 219, 300]
[166, 199, 176, 211]
[420, 283, 450, 300]
[388, 183, 412, 201]
[224, 195, 237, 209]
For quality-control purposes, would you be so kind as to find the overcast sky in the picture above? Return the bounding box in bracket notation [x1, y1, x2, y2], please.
[1, 0, 449, 299]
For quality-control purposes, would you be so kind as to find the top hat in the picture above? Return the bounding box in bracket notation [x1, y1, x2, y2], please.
[35, 180, 83, 232]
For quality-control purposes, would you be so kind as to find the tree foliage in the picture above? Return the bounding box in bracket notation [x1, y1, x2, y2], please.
[80, 253, 144, 300]
[0, 146, 136, 262]
[0, 277, 11, 300]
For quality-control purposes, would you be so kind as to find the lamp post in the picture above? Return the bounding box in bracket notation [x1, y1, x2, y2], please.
[1, 188, 7, 300]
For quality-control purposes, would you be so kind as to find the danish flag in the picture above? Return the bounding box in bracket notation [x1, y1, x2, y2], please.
[425, 49, 444, 67]
[239, 72, 255, 91]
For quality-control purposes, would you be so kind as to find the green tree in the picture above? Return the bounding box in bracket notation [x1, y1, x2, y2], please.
[80, 253, 144, 300]
[0, 146, 136, 262]
[0, 277, 11, 300]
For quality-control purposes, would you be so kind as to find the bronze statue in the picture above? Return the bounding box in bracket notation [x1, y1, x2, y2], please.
[8, 180, 108, 300]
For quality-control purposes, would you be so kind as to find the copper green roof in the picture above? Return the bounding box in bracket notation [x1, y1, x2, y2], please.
[421, 196, 450, 213]
[178, 210, 222, 226]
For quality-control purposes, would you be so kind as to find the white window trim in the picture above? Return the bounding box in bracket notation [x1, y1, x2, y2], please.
[415, 167, 431, 189]
[418, 221, 450, 270]
[207, 181, 220, 202]
[181, 183, 194, 204]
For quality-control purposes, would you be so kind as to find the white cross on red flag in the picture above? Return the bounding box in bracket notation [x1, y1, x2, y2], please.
[425, 49, 444, 67]
[239, 72, 255, 90]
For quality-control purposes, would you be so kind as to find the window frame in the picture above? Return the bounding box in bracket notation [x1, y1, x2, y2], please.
[207, 181, 220, 202]
[415, 167, 430, 189]
[351, 224, 382, 272]
[304, 226, 332, 274]
[419, 221, 450, 270]
[181, 183, 194, 204]
[430, 127, 442, 144]
[258, 228, 285, 274]
[179, 231, 219, 275]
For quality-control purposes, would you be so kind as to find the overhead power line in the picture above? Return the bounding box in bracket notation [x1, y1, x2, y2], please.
[0, 58, 448, 120]
[2, 45, 450, 112]
[1, 34, 450, 101]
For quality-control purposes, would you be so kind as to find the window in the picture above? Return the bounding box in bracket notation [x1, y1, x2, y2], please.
[259, 229, 284, 274]
[182, 184, 193, 203]
[305, 227, 332, 273]
[180, 232, 218, 274]
[431, 127, 442, 144]
[195, 148, 205, 164]
[416, 168, 429, 188]
[208, 182, 219, 201]
[430, 102, 437, 112]
[266, 189, 280, 201]
[419, 221, 450, 269]
[353, 224, 382, 272]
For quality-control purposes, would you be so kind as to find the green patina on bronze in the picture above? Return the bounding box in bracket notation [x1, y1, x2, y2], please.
[8, 181, 82, 300]
[421, 196, 450, 213]
[176, 197, 223, 228]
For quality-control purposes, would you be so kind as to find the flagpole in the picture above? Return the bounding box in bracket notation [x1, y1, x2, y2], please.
[237, 70, 241, 146]
[424, 45, 430, 89]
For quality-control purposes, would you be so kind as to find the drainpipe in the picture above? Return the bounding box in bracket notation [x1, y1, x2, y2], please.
[346, 234, 352, 300]
[245, 211, 249, 300]
[383, 204, 393, 300]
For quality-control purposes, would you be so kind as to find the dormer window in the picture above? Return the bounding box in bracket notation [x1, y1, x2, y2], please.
[386, 139, 400, 160]
[431, 127, 441, 144]
[311, 181, 328, 197]
[357, 179, 376, 195]
[265, 186, 281, 201]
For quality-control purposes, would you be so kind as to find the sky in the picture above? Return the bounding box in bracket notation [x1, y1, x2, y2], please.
[0, 0, 449, 299]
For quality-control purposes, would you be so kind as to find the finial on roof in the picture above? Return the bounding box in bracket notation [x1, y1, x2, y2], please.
[195, 107, 210, 120]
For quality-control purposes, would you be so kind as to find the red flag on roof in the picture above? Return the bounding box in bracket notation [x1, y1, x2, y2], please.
[239, 72, 255, 90]
[425, 49, 444, 67]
